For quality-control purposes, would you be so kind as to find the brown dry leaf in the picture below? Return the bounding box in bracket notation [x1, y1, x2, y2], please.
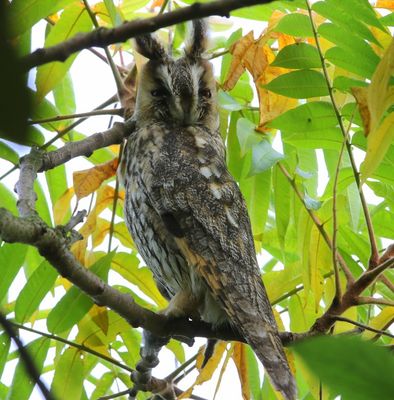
[71, 185, 120, 263]
[73, 158, 119, 200]
[223, 28, 297, 131]
[351, 87, 371, 135]
[223, 31, 255, 91]
[232, 343, 250, 400]
[53, 187, 74, 225]
[179, 341, 227, 399]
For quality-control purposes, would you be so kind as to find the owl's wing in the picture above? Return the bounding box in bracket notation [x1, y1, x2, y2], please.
[149, 136, 296, 399]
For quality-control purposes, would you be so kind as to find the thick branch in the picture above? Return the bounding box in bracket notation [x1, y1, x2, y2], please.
[40, 120, 134, 172]
[21, 0, 278, 70]
[0, 208, 309, 346]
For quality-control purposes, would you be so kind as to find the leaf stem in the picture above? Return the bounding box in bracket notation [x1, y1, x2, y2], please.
[305, 0, 379, 268]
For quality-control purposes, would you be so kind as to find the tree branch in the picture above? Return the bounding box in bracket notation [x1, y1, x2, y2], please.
[39, 120, 134, 172]
[21, 0, 278, 71]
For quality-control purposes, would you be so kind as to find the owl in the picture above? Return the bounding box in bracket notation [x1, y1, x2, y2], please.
[120, 20, 296, 399]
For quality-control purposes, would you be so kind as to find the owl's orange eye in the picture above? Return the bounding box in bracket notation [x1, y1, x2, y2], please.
[151, 88, 168, 97]
[199, 88, 211, 98]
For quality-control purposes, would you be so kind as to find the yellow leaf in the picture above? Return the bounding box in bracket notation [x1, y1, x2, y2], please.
[73, 158, 119, 200]
[89, 304, 109, 335]
[232, 343, 250, 400]
[213, 344, 234, 400]
[368, 38, 394, 134]
[361, 112, 394, 182]
[179, 341, 227, 399]
[53, 187, 74, 225]
[375, 0, 394, 10]
[363, 306, 394, 340]
[92, 218, 111, 248]
[333, 306, 358, 333]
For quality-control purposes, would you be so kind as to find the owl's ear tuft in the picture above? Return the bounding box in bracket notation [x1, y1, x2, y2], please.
[134, 34, 167, 60]
[184, 19, 208, 60]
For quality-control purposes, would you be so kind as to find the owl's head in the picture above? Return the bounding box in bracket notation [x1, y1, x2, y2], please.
[133, 20, 218, 131]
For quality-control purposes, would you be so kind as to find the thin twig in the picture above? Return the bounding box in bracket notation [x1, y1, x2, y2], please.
[165, 354, 198, 381]
[11, 321, 134, 373]
[305, 0, 379, 268]
[330, 315, 394, 339]
[356, 296, 394, 307]
[98, 389, 130, 400]
[28, 108, 123, 125]
[0, 313, 55, 400]
[82, 0, 125, 93]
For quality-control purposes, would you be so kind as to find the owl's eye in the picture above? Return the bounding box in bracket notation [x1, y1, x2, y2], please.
[151, 88, 168, 97]
[199, 88, 211, 98]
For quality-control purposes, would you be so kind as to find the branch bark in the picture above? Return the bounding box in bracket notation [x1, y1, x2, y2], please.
[21, 0, 278, 71]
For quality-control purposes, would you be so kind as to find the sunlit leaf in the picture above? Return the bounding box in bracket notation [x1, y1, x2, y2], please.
[271, 43, 321, 69]
[0, 243, 27, 304]
[0, 141, 19, 165]
[36, 3, 93, 100]
[250, 140, 284, 175]
[232, 343, 250, 400]
[7, 338, 50, 400]
[273, 13, 313, 37]
[15, 260, 58, 323]
[51, 347, 85, 399]
[73, 158, 118, 200]
[264, 70, 328, 98]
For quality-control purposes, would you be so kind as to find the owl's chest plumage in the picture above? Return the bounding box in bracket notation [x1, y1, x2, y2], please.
[123, 123, 227, 322]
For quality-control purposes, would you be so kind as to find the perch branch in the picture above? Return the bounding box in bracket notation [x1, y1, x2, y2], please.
[40, 120, 134, 172]
[21, 0, 278, 70]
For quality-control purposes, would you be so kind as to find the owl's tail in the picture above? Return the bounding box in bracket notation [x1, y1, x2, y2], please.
[240, 321, 297, 400]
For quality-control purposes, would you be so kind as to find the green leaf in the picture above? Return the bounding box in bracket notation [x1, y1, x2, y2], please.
[264, 70, 328, 98]
[45, 164, 68, 211]
[15, 261, 58, 323]
[0, 333, 10, 379]
[273, 13, 313, 37]
[7, 338, 50, 400]
[282, 128, 343, 150]
[0, 183, 18, 215]
[236, 118, 261, 156]
[325, 46, 377, 79]
[90, 372, 116, 399]
[312, 1, 380, 45]
[246, 346, 261, 400]
[35, 3, 93, 100]
[51, 347, 85, 399]
[292, 336, 394, 400]
[218, 90, 244, 112]
[241, 164, 271, 236]
[112, 252, 166, 308]
[104, 0, 123, 27]
[53, 71, 76, 116]
[271, 43, 321, 69]
[34, 180, 53, 226]
[250, 140, 283, 175]
[47, 252, 114, 333]
[268, 102, 337, 132]
[8, 0, 73, 37]
[0, 141, 19, 165]
[0, 243, 28, 303]
[372, 208, 394, 239]
[0, 2, 30, 145]
[273, 164, 290, 250]
[333, 76, 368, 92]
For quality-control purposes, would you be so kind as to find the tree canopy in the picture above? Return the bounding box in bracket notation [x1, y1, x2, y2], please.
[0, 1, 393, 399]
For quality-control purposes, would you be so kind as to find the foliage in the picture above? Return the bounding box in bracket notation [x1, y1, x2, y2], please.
[1, 0, 393, 399]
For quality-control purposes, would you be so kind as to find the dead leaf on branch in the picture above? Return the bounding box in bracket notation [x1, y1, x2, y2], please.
[223, 23, 297, 131]
[73, 158, 119, 200]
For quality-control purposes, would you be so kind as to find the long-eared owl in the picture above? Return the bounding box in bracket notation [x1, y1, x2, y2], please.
[119, 20, 296, 399]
